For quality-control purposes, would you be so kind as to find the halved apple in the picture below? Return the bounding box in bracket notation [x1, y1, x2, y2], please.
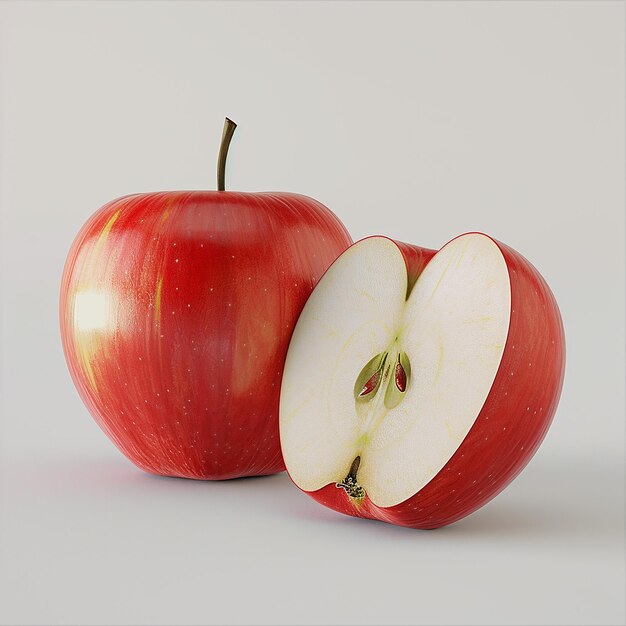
[279, 233, 565, 529]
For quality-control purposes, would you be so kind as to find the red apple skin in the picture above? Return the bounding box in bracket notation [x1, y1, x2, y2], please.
[60, 191, 352, 479]
[302, 235, 565, 529]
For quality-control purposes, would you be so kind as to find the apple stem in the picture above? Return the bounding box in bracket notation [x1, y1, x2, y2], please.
[217, 117, 237, 191]
[348, 456, 361, 480]
[335, 456, 365, 501]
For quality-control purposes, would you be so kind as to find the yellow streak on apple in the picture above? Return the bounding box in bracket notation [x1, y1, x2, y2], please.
[73, 209, 121, 392]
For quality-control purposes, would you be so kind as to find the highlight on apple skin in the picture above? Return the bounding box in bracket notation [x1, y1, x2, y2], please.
[59, 119, 352, 480]
[279, 233, 565, 529]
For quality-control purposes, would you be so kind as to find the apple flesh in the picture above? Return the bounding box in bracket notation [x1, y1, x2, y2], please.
[60, 122, 352, 479]
[279, 233, 565, 528]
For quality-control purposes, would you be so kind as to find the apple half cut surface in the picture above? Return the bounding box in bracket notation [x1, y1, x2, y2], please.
[279, 234, 565, 529]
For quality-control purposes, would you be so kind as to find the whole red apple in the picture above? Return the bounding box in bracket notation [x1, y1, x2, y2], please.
[280, 233, 565, 528]
[60, 119, 352, 479]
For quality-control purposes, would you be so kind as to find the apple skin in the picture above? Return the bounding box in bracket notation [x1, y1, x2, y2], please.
[60, 191, 352, 479]
[299, 234, 565, 528]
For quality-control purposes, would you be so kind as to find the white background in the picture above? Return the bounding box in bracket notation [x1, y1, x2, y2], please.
[1, 2, 624, 625]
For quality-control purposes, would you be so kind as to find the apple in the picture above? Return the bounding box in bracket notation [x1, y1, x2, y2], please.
[279, 233, 565, 528]
[60, 118, 352, 480]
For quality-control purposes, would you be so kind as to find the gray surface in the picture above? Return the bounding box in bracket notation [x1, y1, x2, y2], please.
[0, 452, 623, 626]
[1, 2, 624, 625]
